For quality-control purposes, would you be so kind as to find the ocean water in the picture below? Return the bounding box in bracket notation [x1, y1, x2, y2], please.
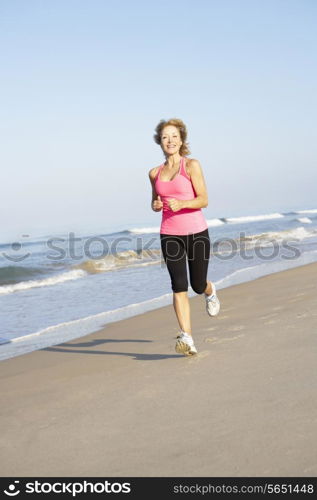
[1, 208, 317, 360]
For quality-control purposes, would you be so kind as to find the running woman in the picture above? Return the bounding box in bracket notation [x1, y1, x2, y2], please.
[148, 118, 220, 356]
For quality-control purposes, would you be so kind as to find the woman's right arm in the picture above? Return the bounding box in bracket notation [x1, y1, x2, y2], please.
[148, 168, 163, 212]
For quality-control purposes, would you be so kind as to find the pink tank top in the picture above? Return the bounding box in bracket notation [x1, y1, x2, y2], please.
[154, 157, 208, 235]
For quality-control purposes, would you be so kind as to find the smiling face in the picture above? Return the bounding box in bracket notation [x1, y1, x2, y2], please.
[160, 125, 183, 156]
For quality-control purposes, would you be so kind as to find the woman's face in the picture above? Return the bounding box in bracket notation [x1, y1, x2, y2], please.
[160, 125, 182, 156]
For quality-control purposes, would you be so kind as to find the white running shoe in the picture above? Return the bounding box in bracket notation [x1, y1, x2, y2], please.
[205, 282, 220, 317]
[175, 332, 198, 356]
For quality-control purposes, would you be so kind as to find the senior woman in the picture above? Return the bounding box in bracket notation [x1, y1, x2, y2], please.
[148, 118, 220, 355]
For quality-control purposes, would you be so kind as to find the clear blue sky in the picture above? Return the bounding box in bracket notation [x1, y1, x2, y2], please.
[1, 0, 316, 240]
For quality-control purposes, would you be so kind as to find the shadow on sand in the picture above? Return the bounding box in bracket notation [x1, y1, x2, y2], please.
[42, 337, 180, 360]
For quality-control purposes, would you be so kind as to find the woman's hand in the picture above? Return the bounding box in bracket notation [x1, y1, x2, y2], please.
[168, 198, 184, 212]
[152, 195, 163, 212]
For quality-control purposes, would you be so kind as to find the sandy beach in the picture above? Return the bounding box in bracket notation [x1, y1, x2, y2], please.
[1, 262, 317, 477]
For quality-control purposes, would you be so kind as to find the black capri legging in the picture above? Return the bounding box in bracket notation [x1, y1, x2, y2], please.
[160, 228, 210, 294]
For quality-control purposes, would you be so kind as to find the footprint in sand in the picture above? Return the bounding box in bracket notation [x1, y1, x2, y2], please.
[260, 313, 278, 320]
[204, 334, 244, 344]
[296, 313, 307, 318]
[187, 351, 210, 362]
[264, 319, 277, 325]
[228, 325, 245, 332]
[220, 334, 244, 343]
[288, 297, 301, 303]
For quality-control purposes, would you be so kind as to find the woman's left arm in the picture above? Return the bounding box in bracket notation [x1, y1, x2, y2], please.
[181, 159, 208, 209]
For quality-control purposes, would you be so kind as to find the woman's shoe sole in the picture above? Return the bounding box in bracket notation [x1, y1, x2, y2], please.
[175, 340, 197, 356]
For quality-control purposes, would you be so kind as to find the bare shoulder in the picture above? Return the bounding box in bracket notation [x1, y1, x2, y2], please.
[148, 165, 160, 181]
[184, 157, 202, 177]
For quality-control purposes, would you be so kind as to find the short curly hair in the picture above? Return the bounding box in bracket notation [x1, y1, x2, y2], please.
[153, 118, 191, 156]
